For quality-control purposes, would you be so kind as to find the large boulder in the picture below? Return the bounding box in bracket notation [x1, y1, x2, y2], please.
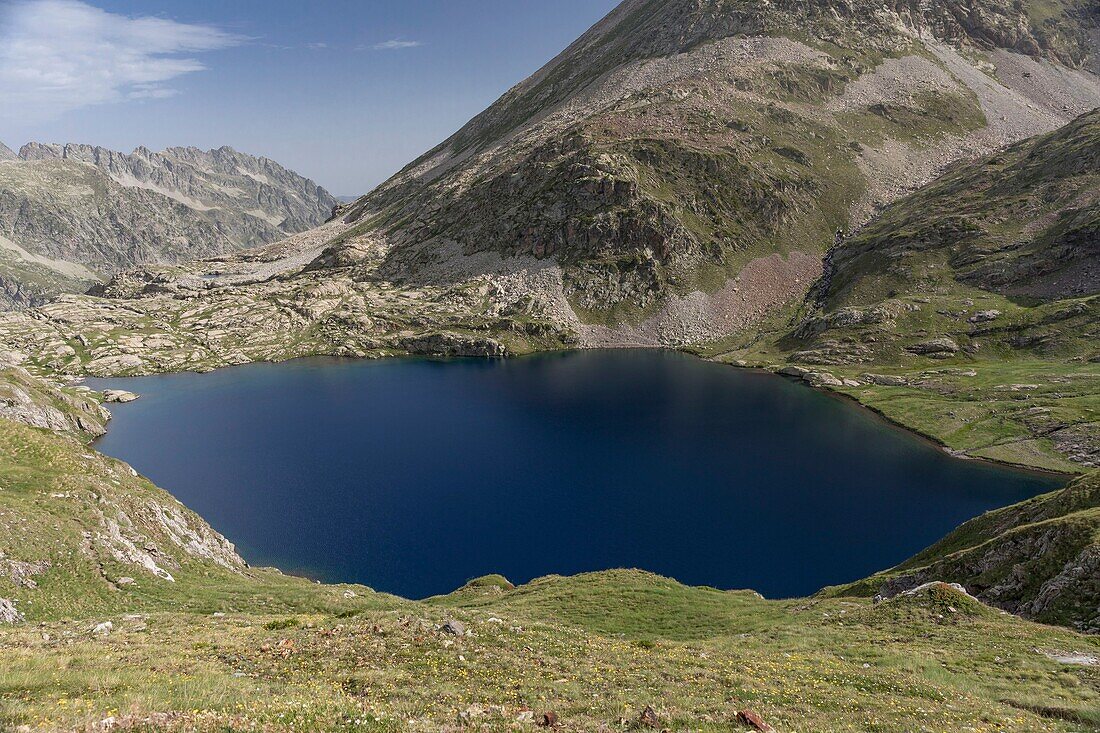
[0, 598, 23, 624]
[906, 338, 960, 356]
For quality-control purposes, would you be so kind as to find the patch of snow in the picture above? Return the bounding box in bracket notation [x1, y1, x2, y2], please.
[245, 208, 285, 227]
[107, 170, 214, 211]
[0, 233, 97, 279]
[237, 167, 271, 185]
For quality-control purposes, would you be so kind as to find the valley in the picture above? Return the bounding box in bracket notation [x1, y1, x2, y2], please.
[0, 0, 1098, 730]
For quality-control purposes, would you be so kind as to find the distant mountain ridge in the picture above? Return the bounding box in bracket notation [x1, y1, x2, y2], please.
[15, 143, 336, 233]
[0, 142, 337, 309]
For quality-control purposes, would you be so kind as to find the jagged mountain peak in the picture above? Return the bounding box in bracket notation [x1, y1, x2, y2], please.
[0, 142, 15, 162]
[13, 140, 335, 214]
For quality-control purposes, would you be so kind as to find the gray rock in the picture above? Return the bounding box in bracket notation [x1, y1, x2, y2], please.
[806, 371, 844, 388]
[906, 338, 960, 355]
[441, 619, 466, 636]
[899, 581, 975, 600]
[0, 598, 23, 624]
[102, 389, 139, 403]
[968, 310, 1001, 323]
[861, 373, 909, 386]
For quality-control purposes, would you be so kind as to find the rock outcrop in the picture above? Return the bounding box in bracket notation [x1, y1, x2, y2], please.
[0, 360, 109, 437]
[0, 417, 249, 621]
[0, 597, 23, 624]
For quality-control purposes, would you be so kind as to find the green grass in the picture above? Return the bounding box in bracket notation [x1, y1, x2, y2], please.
[2, 570, 1099, 732]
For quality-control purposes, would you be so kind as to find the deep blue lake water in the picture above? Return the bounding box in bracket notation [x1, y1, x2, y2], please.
[89, 350, 1061, 599]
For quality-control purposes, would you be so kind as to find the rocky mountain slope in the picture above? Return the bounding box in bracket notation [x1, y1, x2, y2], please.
[326, 0, 1099, 340]
[0, 143, 337, 309]
[1, 0, 1092, 351]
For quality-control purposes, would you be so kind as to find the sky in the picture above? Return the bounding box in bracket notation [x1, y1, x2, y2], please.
[0, 0, 621, 195]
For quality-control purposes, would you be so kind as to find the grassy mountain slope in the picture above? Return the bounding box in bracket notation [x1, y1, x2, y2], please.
[792, 109, 1100, 362]
[698, 109, 1099, 473]
[829, 473, 1100, 633]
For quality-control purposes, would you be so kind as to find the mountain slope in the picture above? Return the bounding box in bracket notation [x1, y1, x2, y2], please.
[321, 0, 1099, 341]
[799, 109, 1100, 344]
[0, 0, 1091, 369]
[0, 144, 337, 309]
[713, 110, 1098, 472]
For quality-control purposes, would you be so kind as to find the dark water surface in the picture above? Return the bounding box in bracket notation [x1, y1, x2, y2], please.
[89, 350, 1061, 599]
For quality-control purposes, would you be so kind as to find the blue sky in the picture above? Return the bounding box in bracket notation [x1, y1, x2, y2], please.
[0, 0, 620, 195]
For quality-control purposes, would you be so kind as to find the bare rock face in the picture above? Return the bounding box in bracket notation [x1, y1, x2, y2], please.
[907, 338, 961, 356]
[102, 389, 139, 404]
[0, 364, 110, 437]
[0, 551, 51, 589]
[0, 142, 16, 162]
[16, 143, 337, 234]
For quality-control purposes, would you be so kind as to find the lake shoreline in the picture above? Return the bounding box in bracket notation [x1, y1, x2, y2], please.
[87, 346, 1078, 481]
[87, 349, 1063, 600]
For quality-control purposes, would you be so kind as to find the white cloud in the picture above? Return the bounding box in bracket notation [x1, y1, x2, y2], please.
[372, 39, 423, 51]
[0, 0, 240, 120]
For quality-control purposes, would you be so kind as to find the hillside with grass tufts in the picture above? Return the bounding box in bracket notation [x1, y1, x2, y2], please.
[701, 109, 1099, 474]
